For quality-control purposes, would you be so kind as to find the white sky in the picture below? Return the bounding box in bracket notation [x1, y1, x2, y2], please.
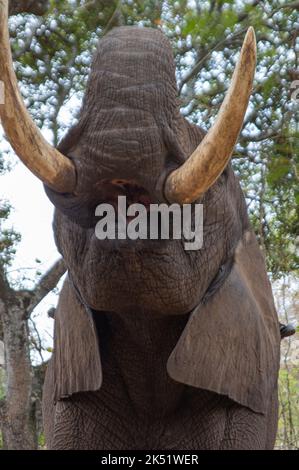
[1, 152, 62, 360]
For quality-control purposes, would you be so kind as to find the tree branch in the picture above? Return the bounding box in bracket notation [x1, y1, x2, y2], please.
[101, 0, 124, 36]
[9, 0, 49, 16]
[178, 28, 247, 94]
[237, 0, 260, 22]
[240, 131, 281, 143]
[269, 1, 299, 17]
[27, 259, 66, 315]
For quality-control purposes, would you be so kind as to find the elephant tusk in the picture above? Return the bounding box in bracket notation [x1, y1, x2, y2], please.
[164, 27, 256, 204]
[0, 0, 76, 193]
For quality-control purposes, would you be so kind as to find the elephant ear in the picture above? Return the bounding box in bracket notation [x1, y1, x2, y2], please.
[52, 278, 102, 403]
[167, 230, 280, 414]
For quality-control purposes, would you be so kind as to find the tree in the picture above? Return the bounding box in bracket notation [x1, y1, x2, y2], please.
[0, 251, 65, 449]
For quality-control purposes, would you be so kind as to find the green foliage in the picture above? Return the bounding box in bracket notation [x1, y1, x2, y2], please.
[181, 6, 238, 43]
[38, 433, 46, 449]
[247, 128, 299, 277]
[277, 366, 299, 449]
[171, 1, 298, 276]
[0, 369, 5, 401]
[0, 201, 21, 268]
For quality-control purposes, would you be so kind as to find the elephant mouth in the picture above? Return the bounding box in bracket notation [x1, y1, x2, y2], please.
[96, 179, 153, 222]
[91, 178, 180, 251]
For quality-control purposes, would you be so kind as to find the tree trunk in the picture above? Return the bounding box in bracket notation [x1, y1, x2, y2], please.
[0, 259, 65, 449]
[1, 299, 36, 449]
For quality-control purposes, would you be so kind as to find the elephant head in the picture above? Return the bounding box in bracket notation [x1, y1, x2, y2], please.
[0, 0, 280, 422]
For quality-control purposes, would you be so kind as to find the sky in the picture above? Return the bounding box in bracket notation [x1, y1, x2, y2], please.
[1, 151, 63, 361]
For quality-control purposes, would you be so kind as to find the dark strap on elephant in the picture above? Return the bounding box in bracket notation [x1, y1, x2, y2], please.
[279, 322, 296, 339]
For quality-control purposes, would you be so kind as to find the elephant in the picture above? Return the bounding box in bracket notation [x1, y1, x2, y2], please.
[0, 0, 283, 450]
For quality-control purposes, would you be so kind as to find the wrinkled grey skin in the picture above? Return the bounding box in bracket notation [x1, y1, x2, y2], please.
[42, 26, 280, 450]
